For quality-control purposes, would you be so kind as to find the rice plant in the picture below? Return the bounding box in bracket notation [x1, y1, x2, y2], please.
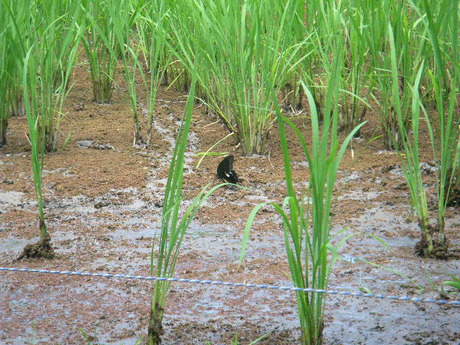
[0, 1, 36, 146]
[106, 0, 145, 145]
[395, 63, 433, 256]
[422, 0, 459, 257]
[6, 0, 82, 257]
[136, 0, 170, 147]
[0, 4, 13, 147]
[33, 1, 83, 152]
[395, 0, 459, 258]
[371, 2, 417, 150]
[80, 0, 119, 104]
[240, 49, 364, 344]
[147, 79, 224, 344]
[443, 276, 460, 291]
[340, 4, 372, 133]
[168, 0, 311, 155]
[6, 0, 83, 152]
[19, 46, 54, 258]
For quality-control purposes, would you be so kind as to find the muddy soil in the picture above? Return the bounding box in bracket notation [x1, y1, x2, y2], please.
[1, 63, 459, 345]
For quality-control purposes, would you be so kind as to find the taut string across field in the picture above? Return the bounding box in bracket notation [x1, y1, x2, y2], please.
[1, 266, 459, 307]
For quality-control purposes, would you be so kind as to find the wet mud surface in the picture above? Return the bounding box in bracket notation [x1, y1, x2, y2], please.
[1, 65, 460, 344]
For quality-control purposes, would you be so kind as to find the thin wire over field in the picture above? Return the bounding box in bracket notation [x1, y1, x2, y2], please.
[1, 266, 458, 306]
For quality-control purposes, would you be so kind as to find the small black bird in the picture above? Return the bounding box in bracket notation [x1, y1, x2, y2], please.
[217, 155, 242, 184]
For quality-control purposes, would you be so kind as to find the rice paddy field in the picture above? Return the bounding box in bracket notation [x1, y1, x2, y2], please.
[1, 1, 460, 344]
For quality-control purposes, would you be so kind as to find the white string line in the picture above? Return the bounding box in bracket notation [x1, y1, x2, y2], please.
[1, 266, 459, 306]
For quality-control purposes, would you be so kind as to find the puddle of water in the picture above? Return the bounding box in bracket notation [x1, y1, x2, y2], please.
[110, 224, 160, 241]
[43, 168, 75, 177]
[0, 191, 25, 206]
[338, 189, 381, 201]
[339, 171, 361, 183]
[2, 161, 459, 345]
[1, 236, 39, 252]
